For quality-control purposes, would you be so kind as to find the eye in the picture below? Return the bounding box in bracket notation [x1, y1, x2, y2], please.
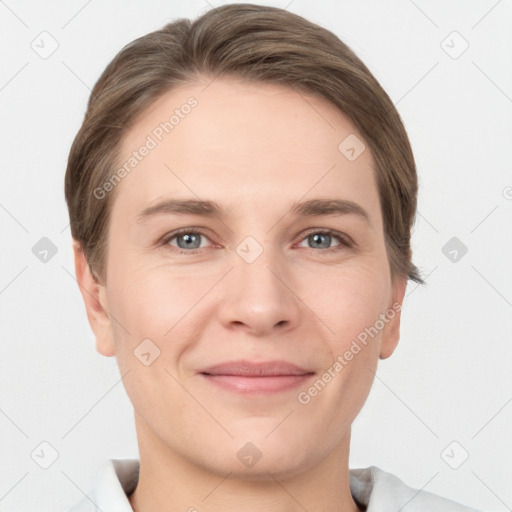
[297, 229, 352, 252]
[161, 229, 212, 253]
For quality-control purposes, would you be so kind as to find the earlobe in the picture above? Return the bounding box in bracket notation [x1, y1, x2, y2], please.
[72, 241, 115, 357]
[379, 277, 407, 360]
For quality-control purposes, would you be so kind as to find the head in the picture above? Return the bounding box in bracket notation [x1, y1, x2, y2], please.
[66, 4, 423, 480]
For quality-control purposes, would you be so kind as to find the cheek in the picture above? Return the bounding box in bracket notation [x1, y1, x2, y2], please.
[299, 267, 389, 425]
[104, 266, 207, 413]
[105, 260, 217, 362]
[301, 261, 391, 350]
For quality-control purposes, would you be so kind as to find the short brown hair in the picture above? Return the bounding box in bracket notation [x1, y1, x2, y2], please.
[65, 3, 424, 284]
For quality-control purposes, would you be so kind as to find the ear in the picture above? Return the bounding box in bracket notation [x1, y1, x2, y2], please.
[73, 241, 115, 357]
[379, 276, 407, 360]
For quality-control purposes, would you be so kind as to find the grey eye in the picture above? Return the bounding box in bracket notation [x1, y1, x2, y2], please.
[308, 232, 333, 249]
[175, 233, 203, 250]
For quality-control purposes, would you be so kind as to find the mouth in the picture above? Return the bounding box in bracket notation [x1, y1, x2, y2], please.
[197, 360, 315, 394]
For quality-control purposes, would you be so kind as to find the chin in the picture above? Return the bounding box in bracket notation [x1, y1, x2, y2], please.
[189, 434, 319, 481]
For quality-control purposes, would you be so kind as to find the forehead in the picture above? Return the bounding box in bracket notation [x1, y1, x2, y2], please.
[114, 77, 380, 223]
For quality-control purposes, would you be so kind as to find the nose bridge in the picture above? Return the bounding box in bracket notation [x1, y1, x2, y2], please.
[233, 235, 285, 300]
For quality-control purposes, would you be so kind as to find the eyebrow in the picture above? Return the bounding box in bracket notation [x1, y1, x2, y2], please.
[136, 197, 370, 224]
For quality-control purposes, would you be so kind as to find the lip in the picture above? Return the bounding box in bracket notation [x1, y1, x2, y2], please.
[197, 360, 315, 394]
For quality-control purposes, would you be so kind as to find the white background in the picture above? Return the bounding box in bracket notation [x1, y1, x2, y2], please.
[1, 1, 511, 511]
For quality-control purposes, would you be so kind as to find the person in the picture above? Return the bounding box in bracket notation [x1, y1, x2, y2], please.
[64, 3, 480, 511]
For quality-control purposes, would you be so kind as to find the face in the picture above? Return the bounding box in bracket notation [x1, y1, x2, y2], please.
[78, 76, 406, 480]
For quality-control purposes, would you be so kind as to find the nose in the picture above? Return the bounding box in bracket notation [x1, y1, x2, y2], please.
[217, 247, 302, 337]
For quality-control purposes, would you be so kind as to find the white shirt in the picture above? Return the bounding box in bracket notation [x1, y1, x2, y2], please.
[66, 459, 481, 511]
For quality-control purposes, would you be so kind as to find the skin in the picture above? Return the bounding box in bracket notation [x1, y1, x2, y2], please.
[74, 76, 407, 512]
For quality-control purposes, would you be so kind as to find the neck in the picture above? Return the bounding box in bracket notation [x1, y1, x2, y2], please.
[129, 415, 361, 512]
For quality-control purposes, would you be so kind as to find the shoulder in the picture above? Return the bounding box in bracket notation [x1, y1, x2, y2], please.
[349, 466, 482, 512]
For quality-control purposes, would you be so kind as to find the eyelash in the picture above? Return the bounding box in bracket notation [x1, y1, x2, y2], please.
[160, 227, 354, 255]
